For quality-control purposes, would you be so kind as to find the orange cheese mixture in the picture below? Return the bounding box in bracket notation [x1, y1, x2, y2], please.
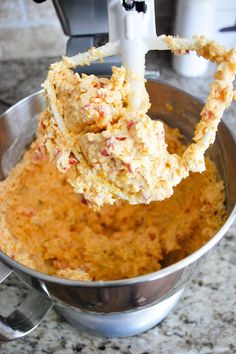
[0, 125, 226, 281]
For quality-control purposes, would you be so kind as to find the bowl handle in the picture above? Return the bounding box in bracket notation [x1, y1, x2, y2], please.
[0, 260, 53, 342]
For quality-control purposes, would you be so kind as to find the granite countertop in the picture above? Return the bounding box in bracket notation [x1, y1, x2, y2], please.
[0, 56, 235, 354]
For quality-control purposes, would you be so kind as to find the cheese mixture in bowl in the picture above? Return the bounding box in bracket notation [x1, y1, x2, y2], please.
[0, 125, 226, 281]
[1, 36, 234, 281]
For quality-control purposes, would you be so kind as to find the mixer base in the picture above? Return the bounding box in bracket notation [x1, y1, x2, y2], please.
[55, 289, 184, 338]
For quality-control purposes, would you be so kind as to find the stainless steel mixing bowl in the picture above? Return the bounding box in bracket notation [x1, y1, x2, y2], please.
[0, 82, 235, 341]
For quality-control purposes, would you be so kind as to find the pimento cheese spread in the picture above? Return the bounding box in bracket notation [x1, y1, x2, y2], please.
[0, 126, 226, 281]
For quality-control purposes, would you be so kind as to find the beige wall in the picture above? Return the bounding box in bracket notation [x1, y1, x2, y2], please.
[0, 0, 67, 60]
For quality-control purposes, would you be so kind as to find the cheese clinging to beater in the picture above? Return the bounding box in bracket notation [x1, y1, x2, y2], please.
[38, 35, 236, 208]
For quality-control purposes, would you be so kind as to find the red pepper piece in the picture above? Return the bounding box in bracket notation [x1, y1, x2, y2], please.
[115, 136, 127, 141]
[127, 120, 136, 130]
[101, 149, 111, 157]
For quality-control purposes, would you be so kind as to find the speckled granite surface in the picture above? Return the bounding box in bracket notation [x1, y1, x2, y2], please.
[0, 56, 236, 354]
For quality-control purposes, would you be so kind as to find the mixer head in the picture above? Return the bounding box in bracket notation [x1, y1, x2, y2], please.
[34, 0, 159, 77]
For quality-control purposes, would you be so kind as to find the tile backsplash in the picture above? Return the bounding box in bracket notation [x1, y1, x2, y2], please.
[0, 0, 176, 60]
[0, 0, 67, 60]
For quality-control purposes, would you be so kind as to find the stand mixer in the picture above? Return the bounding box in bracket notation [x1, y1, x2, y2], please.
[0, 0, 235, 341]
